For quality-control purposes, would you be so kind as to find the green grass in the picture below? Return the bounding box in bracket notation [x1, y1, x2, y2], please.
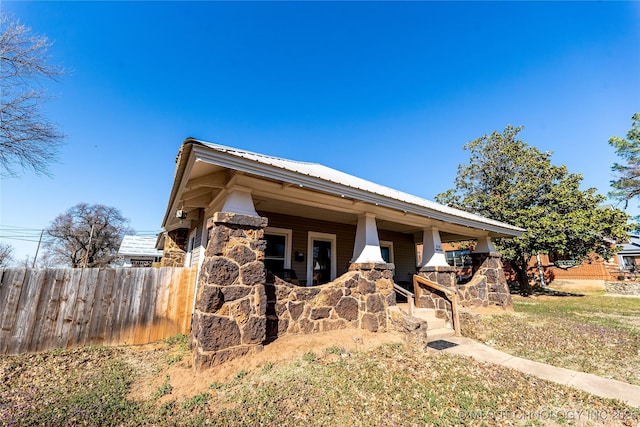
[325, 345, 344, 355]
[514, 293, 640, 320]
[153, 375, 173, 399]
[302, 351, 317, 362]
[163, 334, 190, 352]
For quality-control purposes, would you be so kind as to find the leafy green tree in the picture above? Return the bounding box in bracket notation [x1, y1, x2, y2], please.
[609, 113, 640, 211]
[436, 125, 631, 294]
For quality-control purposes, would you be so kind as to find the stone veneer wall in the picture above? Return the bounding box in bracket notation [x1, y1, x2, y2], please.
[414, 253, 511, 325]
[464, 252, 512, 307]
[265, 263, 396, 339]
[414, 266, 457, 325]
[605, 281, 640, 296]
[191, 211, 398, 370]
[161, 228, 189, 267]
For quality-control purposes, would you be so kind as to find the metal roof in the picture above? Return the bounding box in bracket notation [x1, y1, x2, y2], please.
[118, 236, 163, 257]
[618, 235, 640, 255]
[194, 140, 524, 235]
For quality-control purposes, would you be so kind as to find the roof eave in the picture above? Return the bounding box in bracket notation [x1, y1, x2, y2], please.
[160, 139, 201, 228]
[187, 141, 524, 238]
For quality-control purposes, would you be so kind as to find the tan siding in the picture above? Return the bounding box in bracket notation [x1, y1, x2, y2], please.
[260, 211, 416, 285]
[261, 212, 356, 283]
[379, 230, 417, 284]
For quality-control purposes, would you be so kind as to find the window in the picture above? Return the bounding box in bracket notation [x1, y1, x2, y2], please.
[549, 253, 580, 268]
[380, 240, 394, 263]
[131, 259, 153, 267]
[185, 228, 199, 267]
[264, 227, 292, 277]
[445, 249, 472, 267]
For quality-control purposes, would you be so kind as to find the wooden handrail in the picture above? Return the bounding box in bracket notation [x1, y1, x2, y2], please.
[412, 275, 461, 337]
[393, 283, 414, 316]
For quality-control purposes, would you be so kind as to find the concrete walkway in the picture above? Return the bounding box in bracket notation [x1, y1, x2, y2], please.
[436, 336, 640, 409]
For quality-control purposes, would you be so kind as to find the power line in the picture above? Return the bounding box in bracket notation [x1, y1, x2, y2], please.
[0, 226, 163, 245]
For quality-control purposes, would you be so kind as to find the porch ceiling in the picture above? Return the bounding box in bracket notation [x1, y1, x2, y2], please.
[252, 194, 490, 242]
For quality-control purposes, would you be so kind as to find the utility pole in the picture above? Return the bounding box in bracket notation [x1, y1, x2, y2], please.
[536, 253, 546, 288]
[32, 230, 44, 268]
[82, 225, 95, 269]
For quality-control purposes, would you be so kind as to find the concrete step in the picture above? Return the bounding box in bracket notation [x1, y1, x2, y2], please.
[395, 304, 450, 332]
[427, 327, 456, 342]
[413, 311, 447, 329]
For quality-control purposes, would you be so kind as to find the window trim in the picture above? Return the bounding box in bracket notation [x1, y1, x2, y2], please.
[307, 231, 337, 285]
[185, 228, 199, 267]
[265, 227, 292, 269]
[380, 240, 394, 264]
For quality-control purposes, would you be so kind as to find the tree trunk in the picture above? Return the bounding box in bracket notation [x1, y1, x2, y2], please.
[510, 258, 532, 296]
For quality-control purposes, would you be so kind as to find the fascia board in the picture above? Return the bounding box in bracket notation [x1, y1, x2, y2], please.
[190, 144, 524, 237]
[161, 143, 197, 228]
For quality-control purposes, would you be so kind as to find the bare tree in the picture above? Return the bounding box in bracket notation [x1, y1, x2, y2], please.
[44, 203, 134, 268]
[0, 242, 14, 267]
[0, 13, 64, 177]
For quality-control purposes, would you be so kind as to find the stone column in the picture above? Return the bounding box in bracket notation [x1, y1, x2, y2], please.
[161, 228, 189, 267]
[347, 262, 395, 332]
[191, 211, 269, 370]
[471, 245, 511, 307]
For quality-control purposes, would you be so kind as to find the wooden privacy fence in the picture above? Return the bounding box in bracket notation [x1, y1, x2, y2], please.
[0, 267, 197, 355]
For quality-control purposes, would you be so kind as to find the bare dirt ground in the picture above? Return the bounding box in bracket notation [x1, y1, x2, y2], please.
[129, 303, 517, 403]
[129, 328, 405, 402]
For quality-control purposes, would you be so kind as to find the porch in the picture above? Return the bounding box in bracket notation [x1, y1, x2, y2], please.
[157, 139, 523, 369]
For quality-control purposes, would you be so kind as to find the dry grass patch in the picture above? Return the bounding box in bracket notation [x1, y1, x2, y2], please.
[2, 332, 640, 426]
[480, 293, 640, 386]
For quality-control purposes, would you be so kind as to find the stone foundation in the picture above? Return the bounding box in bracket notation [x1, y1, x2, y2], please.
[605, 281, 640, 296]
[387, 306, 430, 352]
[414, 266, 457, 325]
[468, 252, 511, 307]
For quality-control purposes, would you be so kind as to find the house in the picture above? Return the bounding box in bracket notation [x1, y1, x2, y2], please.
[616, 235, 640, 273]
[513, 253, 618, 291]
[157, 139, 524, 369]
[118, 236, 163, 267]
[503, 240, 637, 291]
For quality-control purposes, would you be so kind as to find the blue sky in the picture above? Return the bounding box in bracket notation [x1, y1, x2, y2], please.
[1, 1, 639, 264]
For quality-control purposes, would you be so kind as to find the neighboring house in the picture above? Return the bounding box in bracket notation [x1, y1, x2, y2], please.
[444, 241, 624, 290]
[525, 236, 640, 287]
[118, 236, 163, 267]
[616, 235, 640, 273]
[157, 139, 524, 369]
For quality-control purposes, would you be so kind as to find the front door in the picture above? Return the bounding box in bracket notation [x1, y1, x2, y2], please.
[307, 232, 336, 286]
